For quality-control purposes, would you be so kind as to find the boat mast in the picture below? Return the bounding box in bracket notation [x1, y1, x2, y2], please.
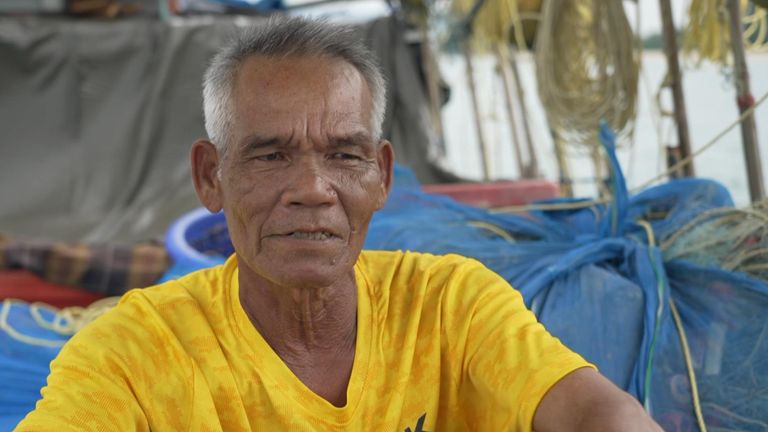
[658, 0, 695, 178]
[461, 0, 492, 180]
[726, 0, 765, 201]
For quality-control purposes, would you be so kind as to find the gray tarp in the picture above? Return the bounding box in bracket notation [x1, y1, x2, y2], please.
[0, 15, 458, 243]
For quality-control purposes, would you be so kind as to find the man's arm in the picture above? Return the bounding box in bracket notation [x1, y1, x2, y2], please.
[533, 367, 663, 432]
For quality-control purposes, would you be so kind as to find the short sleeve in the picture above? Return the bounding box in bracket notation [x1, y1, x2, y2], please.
[453, 261, 593, 431]
[15, 290, 194, 431]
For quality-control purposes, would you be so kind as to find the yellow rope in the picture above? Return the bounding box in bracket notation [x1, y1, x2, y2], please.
[0, 300, 65, 348]
[0, 297, 120, 348]
[683, 0, 732, 65]
[636, 220, 657, 247]
[450, 0, 541, 49]
[684, 0, 768, 66]
[660, 206, 768, 251]
[30, 297, 120, 334]
[743, 1, 768, 50]
[535, 0, 639, 148]
[468, 220, 517, 241]
[490, 198, 608, 213]
[636, 219, 707, 431]
[669, 298, 709, 432]
[660, 201, 768, 280]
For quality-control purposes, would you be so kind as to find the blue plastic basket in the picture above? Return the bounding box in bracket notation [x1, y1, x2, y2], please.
[161, 208, 233, 281]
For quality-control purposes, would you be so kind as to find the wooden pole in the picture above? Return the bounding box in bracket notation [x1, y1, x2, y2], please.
[496, 44, 528, 178]
[509, 48, 539, 178]
[552, 129, 573, 197]
[463, 39, 492, 180]
[420, 27, 446, 151]
[658, 0, 695, 177]
[727, 0, 765, 201]
[460, 0, 493, 180]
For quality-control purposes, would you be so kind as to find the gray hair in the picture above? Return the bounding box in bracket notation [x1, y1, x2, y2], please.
[202, 16, 387, 160]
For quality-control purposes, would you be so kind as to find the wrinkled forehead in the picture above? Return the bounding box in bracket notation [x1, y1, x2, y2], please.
[222, 56, 374, 148]
[230, 55, 374, 133]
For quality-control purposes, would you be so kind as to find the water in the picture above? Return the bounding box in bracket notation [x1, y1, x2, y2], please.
[438, 51, 768, 206]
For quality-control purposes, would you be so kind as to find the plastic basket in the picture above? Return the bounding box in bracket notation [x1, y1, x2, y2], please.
[161, 208, 232, 281]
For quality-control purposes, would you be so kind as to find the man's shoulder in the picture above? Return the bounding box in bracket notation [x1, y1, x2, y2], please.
[123, 259, 233, 310]
[359, 249, 484, 273]
[358, 249, 503, 300]
[69, 263, 232, 356]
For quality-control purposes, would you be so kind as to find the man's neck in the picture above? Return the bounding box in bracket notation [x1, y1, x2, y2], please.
[237, 266, 358, 406]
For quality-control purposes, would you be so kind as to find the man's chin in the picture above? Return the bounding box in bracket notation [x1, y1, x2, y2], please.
[236, 244, 361, 290]
[272, 266, 353, 290]
[246, 254, 357, 289]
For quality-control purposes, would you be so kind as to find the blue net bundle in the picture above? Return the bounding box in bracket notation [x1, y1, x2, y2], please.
[367, 124, 768, 430]
[0, 302, 70, 430]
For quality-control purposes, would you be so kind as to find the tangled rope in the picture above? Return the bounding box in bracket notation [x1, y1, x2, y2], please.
[534, 0, 640, 148]
[743, 1, 768, 50]
[0, 297, 120, 348]
[684, 0, 768, 66]
[661, 203, 768, 280]
[449, 0, 540, 49]
[684, 0, 733, 65]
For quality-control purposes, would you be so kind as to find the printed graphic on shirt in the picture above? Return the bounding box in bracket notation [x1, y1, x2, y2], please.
[404, 413, 429, 432]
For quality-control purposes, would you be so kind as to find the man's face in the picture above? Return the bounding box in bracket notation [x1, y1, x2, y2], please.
[202, 55, 392, 289]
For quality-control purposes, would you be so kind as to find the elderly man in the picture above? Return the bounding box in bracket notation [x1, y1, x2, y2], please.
[19, 17, 661, 431]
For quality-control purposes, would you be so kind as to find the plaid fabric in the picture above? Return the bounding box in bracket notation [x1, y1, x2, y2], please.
[0, 234, 170, 296]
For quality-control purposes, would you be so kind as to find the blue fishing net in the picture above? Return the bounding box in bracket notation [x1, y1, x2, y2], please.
[652, 261, 768, 431]
[366, 124, 766, 430]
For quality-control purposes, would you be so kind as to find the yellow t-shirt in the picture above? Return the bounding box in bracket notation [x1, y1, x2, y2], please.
[18, 250, 590, 431]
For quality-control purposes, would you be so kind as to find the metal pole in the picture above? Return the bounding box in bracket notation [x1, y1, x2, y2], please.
[727, 0, 765, 201]
[658, 0, 695, 177]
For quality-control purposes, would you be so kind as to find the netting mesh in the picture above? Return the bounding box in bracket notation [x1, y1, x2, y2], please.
[654, 262, 768, 431]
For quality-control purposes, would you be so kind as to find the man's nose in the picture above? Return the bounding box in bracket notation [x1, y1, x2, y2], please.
[281, 160, 337, 207]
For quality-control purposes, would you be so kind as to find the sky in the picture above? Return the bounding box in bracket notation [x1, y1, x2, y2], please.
[280, 0, 689, 37]
[625, 0, 688, 36]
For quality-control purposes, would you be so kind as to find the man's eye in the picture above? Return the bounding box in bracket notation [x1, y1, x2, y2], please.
[256, 153, 285, 162]
[331, 152, 361, 160]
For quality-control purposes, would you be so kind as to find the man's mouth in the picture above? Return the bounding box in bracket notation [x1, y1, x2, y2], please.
[287, 231, 335, 240]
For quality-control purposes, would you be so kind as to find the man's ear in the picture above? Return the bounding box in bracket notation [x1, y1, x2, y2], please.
[375, 140, 394, 210]
[191, 139, 224, 213]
